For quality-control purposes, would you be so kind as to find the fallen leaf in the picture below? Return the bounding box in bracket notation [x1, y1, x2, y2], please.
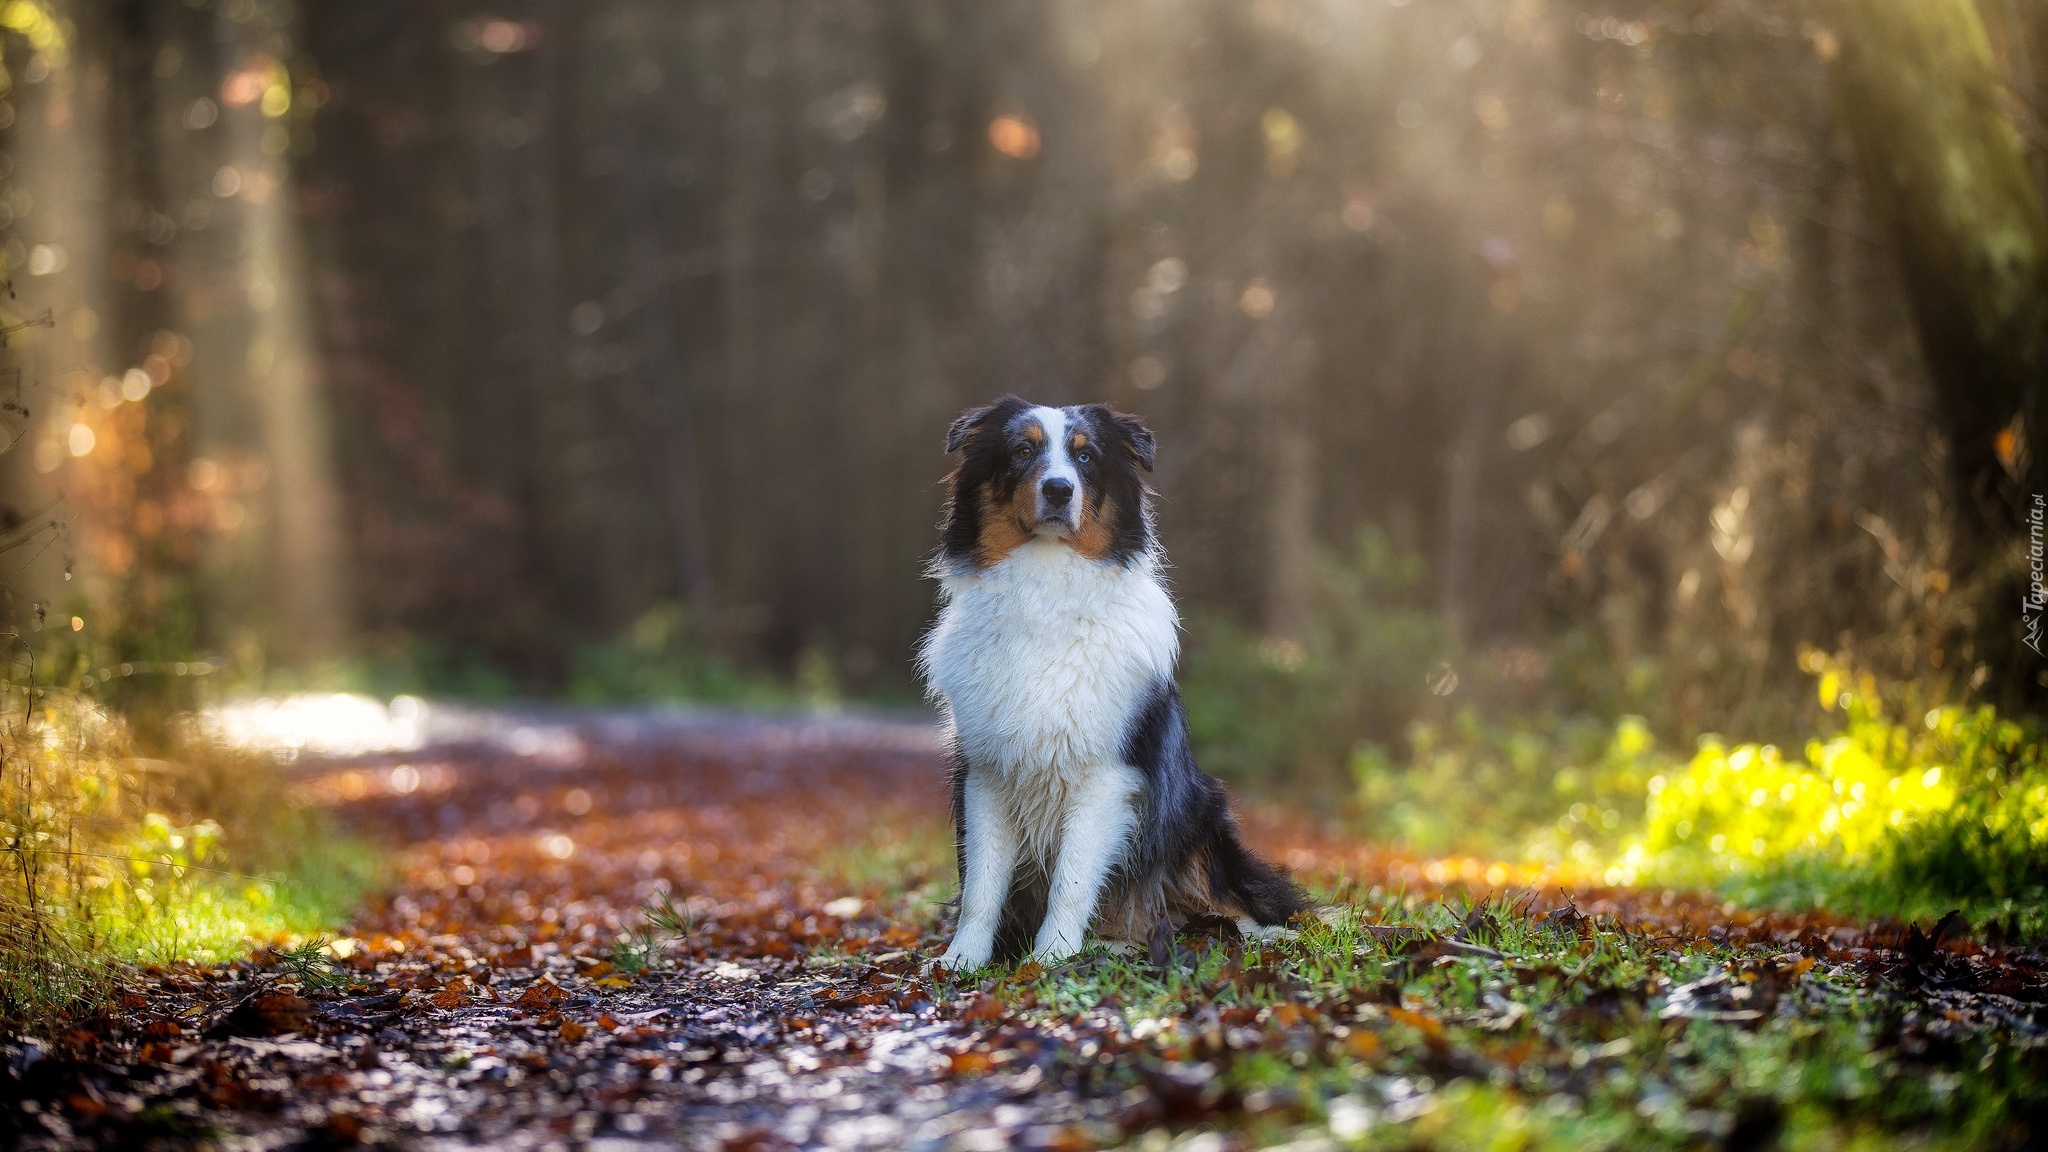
[515, 979, 569, 1013]
[1387, 1006, 1446, 1043]
[960, 994, 1006, 1021]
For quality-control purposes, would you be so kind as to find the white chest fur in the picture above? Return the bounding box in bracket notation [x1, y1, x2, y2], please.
[921, 541, 1179, 796]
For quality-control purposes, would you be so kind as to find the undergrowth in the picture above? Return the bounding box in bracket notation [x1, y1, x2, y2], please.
[1181, 529, 1449, 791]
[566, 603, 791, 706]
[1351, 711, 1665, 868]
[1177, 530, 2043, 931]
[1623, 655, 2048, 935]
[1, 688, 375, 1029]
[1337, 652, 2048, 936]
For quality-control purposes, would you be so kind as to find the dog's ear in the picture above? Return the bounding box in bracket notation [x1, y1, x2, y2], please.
[945, 395, 1024, 453]
[1118, 413, 1157, 472]
[944, 407, 987, 454]
[1087, 405, 1156, 472]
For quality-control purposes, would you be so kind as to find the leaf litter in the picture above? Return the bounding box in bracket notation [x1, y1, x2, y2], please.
[2, 713, 2042, 1150]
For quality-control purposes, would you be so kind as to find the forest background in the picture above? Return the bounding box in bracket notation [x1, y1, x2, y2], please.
[3, 0, 2046, 847]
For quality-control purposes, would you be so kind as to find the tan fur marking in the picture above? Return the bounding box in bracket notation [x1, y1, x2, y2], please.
[1022, 423, 1045, 445]
[1062, 491, 1118, 561]
[1095, 893, 1155, 945]
[1092, 845, 1236, 945]
[975, 484, 1034, 567]
[1176, 847, 1245, 919]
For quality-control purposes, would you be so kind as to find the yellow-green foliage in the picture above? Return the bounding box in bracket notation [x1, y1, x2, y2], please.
[2, 689, 372, 1024]
[1620, 658, 2046, 922]
[1346, 651, 2044, 929]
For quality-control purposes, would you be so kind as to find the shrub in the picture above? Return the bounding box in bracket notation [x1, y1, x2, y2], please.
[1, 689, 372, 1027]
[1621, 657, 2047, 929]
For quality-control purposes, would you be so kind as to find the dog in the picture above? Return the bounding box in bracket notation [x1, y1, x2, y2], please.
[918, 396, 1307, 971]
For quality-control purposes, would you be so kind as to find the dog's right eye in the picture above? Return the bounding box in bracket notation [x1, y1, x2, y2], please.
[1014, 445, 1036, 460]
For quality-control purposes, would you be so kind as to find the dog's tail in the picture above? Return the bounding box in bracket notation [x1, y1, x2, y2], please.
[1205, 818, 1310, 926]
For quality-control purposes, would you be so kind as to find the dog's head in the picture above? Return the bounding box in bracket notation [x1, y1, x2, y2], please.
[937, 396, 1156, 572]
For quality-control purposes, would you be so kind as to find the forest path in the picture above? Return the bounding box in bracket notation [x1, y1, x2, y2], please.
[12, 707, 2032, 1151]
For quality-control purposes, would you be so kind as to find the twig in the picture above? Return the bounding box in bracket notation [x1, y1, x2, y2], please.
[0, 308, 54, 345]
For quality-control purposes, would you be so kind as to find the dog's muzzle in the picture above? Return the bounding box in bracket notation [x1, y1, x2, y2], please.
[1036, 477, 1076, 532]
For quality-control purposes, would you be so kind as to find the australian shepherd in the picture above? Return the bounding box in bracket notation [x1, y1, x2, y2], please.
[919, 396, 1307, 971]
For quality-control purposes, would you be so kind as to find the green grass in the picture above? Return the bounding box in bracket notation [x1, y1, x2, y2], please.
[83, 830, 377, 967]
[943, 892, 2043, 1150]
[3, 834, 377, 1029]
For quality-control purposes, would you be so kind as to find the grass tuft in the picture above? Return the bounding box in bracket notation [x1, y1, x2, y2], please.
[610, 887, 700, 974]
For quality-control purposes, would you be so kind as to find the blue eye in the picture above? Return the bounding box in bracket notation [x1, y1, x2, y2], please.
[1075, 450, 1092, 464]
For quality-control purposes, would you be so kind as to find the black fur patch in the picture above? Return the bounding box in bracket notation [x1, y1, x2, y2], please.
[1068, 404, 1155, 565]
[1121, 680, 1307, 927]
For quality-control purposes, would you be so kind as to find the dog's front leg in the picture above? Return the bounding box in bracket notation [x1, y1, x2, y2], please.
[1033, 765, 1139, 962]
[940, 769, 1019, 973]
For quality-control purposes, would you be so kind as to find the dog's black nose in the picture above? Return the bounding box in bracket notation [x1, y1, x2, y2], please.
[1041, 478, 1074, 507]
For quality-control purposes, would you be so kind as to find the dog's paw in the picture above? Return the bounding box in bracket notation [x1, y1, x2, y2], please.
[1029, 933, 1085, 964]
[932, 945, 989, 977]
[1237, 917, 1299, 943]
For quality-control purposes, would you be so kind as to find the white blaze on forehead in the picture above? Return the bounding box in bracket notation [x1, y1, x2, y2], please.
[1029, 406, 1080, 500]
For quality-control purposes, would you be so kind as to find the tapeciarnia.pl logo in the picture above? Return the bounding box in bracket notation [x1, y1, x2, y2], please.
[2026, 493, 2045, 657]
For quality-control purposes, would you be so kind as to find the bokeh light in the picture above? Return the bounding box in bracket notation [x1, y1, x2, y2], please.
[987, 115, 1040, 159]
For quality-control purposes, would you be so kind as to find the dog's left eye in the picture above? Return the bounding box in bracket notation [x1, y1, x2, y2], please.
[1075, 449, 1092, 464]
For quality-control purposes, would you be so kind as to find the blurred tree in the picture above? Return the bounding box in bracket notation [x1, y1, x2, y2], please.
[1820, 0, 2048, 514]
[9, 0, 2042, 720]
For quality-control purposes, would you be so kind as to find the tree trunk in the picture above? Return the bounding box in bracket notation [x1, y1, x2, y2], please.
[1263, 312, 1317, 643]
[1820, 0, 2048, 511]
[717, 0, 777, 656]
[612, 105, 716, 628]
